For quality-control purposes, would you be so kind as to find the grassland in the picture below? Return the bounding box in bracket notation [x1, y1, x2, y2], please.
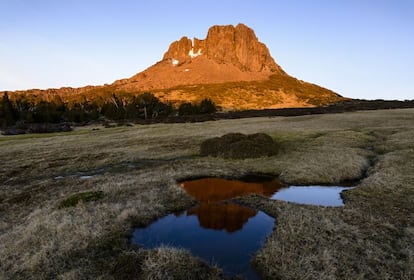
[0, 108, 413, 279]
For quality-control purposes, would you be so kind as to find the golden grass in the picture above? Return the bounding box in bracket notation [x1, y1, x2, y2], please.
[153, 74, 344, 110]
[0, 108, 413, 279]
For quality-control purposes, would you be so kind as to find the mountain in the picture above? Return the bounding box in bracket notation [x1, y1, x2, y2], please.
[111, 23, 343, 109]
[114, 23, 284, 91]
[6, 23, 344, 110]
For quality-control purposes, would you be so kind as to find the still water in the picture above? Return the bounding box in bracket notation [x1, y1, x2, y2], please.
[132, 176, 351, 279]
[133, 207, 273, 279]
[271, 185, 352, 206]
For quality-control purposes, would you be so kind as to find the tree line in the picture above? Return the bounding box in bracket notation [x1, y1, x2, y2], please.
[0, 92, 217, 127]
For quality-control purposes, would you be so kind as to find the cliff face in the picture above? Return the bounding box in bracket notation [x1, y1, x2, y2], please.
[113, 23, 287, 92]
[162, 23, 283, 73]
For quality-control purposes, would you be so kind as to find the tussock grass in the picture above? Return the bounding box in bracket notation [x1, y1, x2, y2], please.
[58, 191, 105, 208]
[0, 108, 413, 279]
[237, 195, 413, 280]
[140, 247, 223, 280]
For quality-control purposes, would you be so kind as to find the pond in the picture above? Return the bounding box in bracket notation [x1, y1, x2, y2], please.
[132, 176, 353, 279]
[133, 207, 273, 279]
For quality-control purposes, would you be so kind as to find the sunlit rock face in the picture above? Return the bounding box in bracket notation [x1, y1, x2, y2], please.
[162, 36, 193, 62]
[162, 23, 284, 73]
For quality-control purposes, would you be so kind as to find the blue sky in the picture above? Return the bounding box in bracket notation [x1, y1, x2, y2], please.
[1, 0, 413, 100]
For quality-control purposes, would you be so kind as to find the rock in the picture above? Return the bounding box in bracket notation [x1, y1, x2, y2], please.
[162, 36, 193, 63]
[163, 23, 283, 73]
[200, 132, 278, 159]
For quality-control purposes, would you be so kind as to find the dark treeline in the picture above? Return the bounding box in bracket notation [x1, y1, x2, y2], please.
[0, 92, 217, 128]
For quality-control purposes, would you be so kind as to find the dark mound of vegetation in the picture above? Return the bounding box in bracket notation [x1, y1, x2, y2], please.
[200, 133, 278, 159]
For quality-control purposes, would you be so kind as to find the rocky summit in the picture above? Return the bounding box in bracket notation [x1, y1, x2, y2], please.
[7, 23, 345, 110]
[163, 23, 283, 73]
[113, 23, 287, 92]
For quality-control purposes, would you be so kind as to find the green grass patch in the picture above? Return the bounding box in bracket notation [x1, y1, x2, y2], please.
[58, 191, 105, 208]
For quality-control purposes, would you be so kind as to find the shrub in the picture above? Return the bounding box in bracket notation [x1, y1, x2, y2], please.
[178, 102, 198, 116]
[198, 98, 217, 114]
[178, 99, 217, 116]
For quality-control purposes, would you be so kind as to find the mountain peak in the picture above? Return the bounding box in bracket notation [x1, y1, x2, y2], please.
[109, 24, 343, 109]
[162, 23, 284, 73]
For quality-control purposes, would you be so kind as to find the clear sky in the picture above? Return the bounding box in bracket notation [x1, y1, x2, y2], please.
[1, 0, 413, 100]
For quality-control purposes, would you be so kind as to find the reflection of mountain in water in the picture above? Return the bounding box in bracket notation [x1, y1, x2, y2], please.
[180, 177, 285, 201]
[180, 177, 285, 232]
[187, 202, 257, 233]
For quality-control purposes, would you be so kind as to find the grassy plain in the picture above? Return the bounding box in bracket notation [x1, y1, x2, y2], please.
[0, 108, 413, 279]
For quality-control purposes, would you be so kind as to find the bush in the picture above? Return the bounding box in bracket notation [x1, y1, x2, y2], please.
[178, 102, 198, 116]
[199, 98, 217, 114]
[200, 133, 278, 159]
[178, 99, 217, 116]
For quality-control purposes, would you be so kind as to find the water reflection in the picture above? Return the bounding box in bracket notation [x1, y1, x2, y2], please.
[187, 202, 257, 232]
[179, 177, 284, 232]
[180, 177, 285, 202]
[132, 176, 352, 279]
[133, 176, 282, 279]
[133, 209, 273, 279]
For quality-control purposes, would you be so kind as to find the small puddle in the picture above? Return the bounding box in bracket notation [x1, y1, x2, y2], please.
[79, 175, 94, 180]
[132, 176, 353, 279]
[271, 185, 353, 207]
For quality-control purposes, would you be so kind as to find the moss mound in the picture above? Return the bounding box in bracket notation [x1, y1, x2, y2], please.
[200, 133, 278, 159]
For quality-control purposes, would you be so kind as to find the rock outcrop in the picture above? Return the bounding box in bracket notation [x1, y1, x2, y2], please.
[163, 23, 283, 73]
[113, 23, 291, 94]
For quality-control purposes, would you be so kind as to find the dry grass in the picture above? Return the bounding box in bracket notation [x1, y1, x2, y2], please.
[140, 247, 223, 280]
[0, 108, 413, 279]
